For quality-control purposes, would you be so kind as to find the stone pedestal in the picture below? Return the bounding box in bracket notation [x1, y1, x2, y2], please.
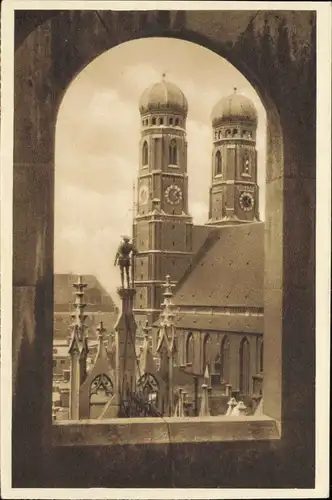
[114, 288, 137, 414]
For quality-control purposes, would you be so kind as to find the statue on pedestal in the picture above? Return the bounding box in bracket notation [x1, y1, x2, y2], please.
[114, 236, 137, 289]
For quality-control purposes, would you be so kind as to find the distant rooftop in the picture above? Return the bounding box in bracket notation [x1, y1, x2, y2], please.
[54, 273, 117, 312]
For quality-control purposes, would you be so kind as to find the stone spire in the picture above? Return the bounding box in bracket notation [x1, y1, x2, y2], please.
[157, 275, 177, 416]
[68, 275, 89, 420]
[139, 320, 156, 376]
[68, 275, 88, 356]
[114, 285, 137, 415]
[160, 274, 176, 332]
[96, 321, 107, 361]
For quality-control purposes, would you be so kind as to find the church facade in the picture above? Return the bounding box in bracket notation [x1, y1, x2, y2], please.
[133, 77, 264, 399]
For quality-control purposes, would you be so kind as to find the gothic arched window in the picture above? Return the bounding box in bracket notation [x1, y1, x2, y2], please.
[257, 337, 264, 373]
[243, 152, 250, 174]
[239, 337, 251, 395]
[220, 336, 230, 383]
[142, 141, 148, 166]
[202, 334, 211, 373]
[169, 139, 178, 165]
[215, 150, 222, 175]
[186, 333, 194, 365]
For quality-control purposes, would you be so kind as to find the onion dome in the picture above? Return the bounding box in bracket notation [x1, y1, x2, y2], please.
[139, 75, 188, 115]
[211, 88, 257, 126]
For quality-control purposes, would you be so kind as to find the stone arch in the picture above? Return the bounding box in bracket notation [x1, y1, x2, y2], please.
[12, 10, 316, 486]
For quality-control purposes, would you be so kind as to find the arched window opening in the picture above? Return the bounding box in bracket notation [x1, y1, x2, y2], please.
[186, 333, 194, 365]
[257, 338, 264, 373]
[142, 141, 148, 166]
[169, 139, 178, 165]
[159, 117, 164, 125]
[232, 128, 238, 136]
[215, 150, 222, 175]
[239, 337, 251, 395]
[220, 336, 230, 383]
[243, 152, 250, 174]
[202, 334, 211, 373]
[169, 117, 173, 125]
[175, 118, 179, 126]
[152, 117, 156, 125]
[218, 130, 222, 139]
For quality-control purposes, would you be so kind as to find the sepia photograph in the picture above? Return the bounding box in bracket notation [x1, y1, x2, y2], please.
[0, 1, 330, 498]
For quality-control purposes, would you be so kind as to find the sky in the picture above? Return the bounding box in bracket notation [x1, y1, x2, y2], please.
[54, 37, 266, 305]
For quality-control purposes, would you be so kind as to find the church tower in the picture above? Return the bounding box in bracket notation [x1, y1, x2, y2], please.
[133, 77, 193, 344]
[207, 89, 260, 225]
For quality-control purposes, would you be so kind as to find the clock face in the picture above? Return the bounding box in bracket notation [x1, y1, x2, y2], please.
[239, 191, 254, 212]
[165, 184, 183, 205]
[139, 185, 149, 205]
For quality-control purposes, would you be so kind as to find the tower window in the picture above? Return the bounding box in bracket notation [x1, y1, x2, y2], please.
[243, 152, 250, 174]
[218, 130, 222, 139]
[175, 118, 179, 126]
[215, 150, 222, 176]
[226, 129, 231, 136]
[152, 117, 156, 125]
[169, 117, 173, 125]
[242, 130, 247, 137]
[169, 139, 178, 165]
[142, 141, 148, 166]
[186, 333, 194, 365]
[159, 117, 164, 125]
[232, 128, 238, 136]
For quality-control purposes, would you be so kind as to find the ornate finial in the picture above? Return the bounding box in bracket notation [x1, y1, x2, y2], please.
[160, 275, 176, 328]
[97, 321, 106, 340]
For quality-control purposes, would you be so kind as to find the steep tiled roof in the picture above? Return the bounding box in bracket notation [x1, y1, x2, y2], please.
[174, 222, 264, 309]
[54, 273, 117, 312]
[174, 312, 263, 334]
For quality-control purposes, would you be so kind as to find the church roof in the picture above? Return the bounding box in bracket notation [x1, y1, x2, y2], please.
[139, 78, 188, 115]
[211, 89, 258, 126]
[54, 273, 117, 312]
[173, 222, 264, 309]
[173, 312, 263, 334]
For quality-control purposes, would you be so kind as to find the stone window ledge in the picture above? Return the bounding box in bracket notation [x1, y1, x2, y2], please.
[52, 415, 280, 447]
